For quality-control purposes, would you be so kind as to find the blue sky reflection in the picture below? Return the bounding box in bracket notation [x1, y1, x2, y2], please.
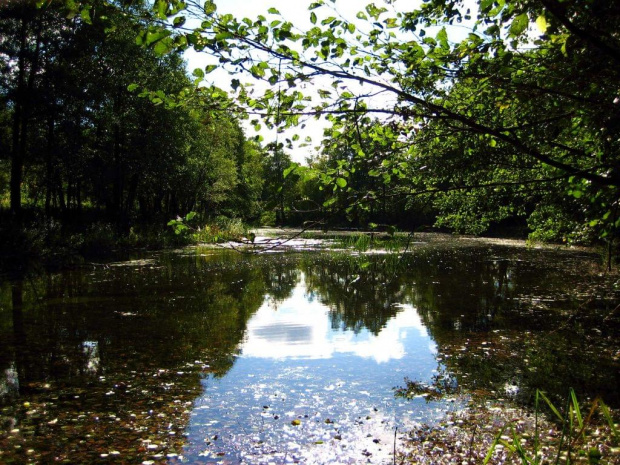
[184, 272, 449, 463]
[243, 273, 436, 363]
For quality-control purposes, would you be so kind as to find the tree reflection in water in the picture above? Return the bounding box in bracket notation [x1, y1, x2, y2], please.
[0, 244, 617, 463]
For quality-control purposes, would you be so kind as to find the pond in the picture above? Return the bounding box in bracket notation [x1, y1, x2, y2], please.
[1, 236, 619, 464]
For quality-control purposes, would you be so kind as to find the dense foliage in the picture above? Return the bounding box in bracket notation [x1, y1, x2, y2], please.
[116, 0, 618, 245]
[0, 0, 263, 254]
[2, 0, 620, 256]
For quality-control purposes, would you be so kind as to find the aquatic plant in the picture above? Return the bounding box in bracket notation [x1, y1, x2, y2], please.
[484, 389, 619, 464]
[394, 371, 460, 403]
[167, 212, 249, 244]
[350, 232, 372, 252]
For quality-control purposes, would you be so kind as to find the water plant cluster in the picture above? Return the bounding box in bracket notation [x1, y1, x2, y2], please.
[167, 212, 250, 244]
[399, 392, 619, 465]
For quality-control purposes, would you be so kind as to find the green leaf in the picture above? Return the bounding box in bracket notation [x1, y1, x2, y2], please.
[323, 197, 337, 207]
[127, 83, 139, 92]
[204, 64, 217, 74]
[508, 13, 529, 38]
[538, 391, 563, 422]
[153, 40, 172, 56]
[145, 30, 167, 46]
[600, 402, 620, 441]
[283, 163, 298, 178]
[535, 15, 548, 33]
[155, 0, 167, 19]
[192, 68, 205, 79]
[336, 177, 347, 188]
[204, 1, 216, 15]
[80, 7, 92, 24]
[310, 11, 317, 24]
[268, 7, 280, 14]
[483, 426, 508, 464]
[436, 27, 449, 49]
[570, 389, 583, 430]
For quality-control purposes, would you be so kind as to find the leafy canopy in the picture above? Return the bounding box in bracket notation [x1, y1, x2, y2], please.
[57, 0, 620, 240]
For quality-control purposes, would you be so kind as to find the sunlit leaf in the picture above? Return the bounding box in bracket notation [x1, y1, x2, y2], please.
[508, 13, 529, 38]
[535, 15, 548, 33]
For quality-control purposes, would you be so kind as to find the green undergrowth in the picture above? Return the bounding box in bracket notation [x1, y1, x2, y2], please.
[484, 389, 619, 465]
[0, 219, 181, 268]
[400, 390, 619, 464]
[167, 212, 249, 244]
[0, 211, 252, 270]
[298, 230, 413, 252]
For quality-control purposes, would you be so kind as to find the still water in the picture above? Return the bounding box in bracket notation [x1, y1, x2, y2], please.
[1, 240, 618, 463]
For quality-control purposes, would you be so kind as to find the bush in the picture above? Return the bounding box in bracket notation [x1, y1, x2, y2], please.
[260, 210, 277, 227]
[168, 212, 249, 244]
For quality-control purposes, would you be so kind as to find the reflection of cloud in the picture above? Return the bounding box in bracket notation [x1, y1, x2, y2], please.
[253, 323, 313, 344]
[242, 275, 430, 363]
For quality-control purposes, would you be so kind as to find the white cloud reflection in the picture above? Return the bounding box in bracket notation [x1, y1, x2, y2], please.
[242, 274, 432, 363]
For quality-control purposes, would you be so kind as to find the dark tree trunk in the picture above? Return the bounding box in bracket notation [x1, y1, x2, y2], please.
[10, 9, 42, 219]
[45, 114, 55, 218]
[10, 14, 27, 218]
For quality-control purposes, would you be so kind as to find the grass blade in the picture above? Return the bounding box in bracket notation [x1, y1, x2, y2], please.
[600, 401, 619, 444]
[484, 425, 507, 465]
[570, 388, 583, 431]
[534, 390, 541, 464]
[509, 428, 534, 465]
[538, 391, 563, 422]
[553, 395, 571, 465]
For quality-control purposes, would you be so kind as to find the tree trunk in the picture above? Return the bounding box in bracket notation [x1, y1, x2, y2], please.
[45, 113, 55, 218]
[10, 9, 42, 219]
[10, 12, 28, 218]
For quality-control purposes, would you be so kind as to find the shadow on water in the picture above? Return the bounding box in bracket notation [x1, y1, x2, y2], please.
[0, 242, 618, 463]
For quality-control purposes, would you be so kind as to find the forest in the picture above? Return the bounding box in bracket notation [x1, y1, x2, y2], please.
[1, 0, 619, 260]
[1, 2, 620, 463]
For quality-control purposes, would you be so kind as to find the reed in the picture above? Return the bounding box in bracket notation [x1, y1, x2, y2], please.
[484, 389, 618, 464]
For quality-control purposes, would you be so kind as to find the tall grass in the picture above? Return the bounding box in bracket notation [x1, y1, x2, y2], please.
[484, 389, 619, 464]
[193, 217, 248, 243]
[337, 232, 408, 252]
[168, 212, 249, 244]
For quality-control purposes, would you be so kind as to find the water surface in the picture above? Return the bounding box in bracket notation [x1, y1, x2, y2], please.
[1, 240, 618, 463]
